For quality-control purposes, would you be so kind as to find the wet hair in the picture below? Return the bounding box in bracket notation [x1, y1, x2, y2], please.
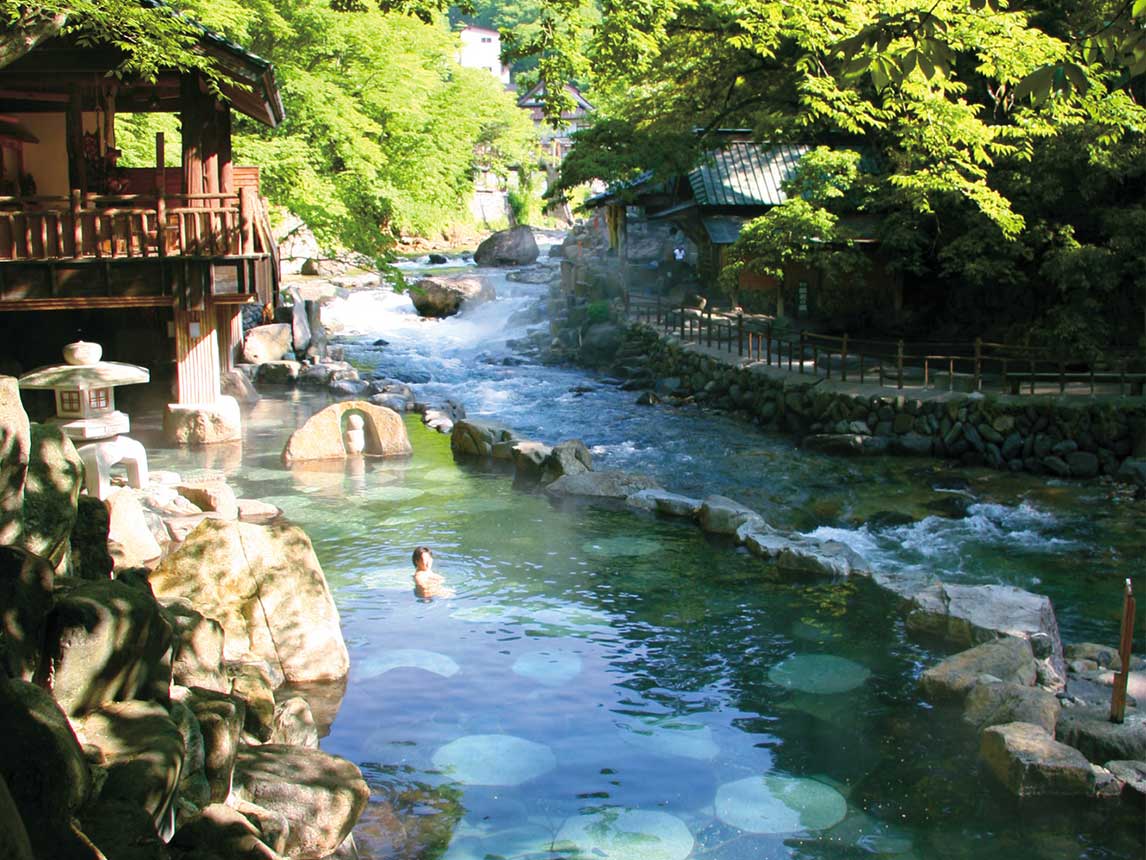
[412, 546, 432, 568]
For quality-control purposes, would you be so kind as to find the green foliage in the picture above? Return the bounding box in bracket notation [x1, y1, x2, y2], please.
[585, 299, 612, 323]
[178, 0, 538, 255]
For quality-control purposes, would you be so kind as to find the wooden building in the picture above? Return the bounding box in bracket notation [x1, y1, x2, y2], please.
[0, 10, 283, 408]
[588, 135, 894, 320]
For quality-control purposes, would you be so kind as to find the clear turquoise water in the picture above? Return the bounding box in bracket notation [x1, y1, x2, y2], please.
[148, 402, 1144, 860]
[140, 255, 1144, 859]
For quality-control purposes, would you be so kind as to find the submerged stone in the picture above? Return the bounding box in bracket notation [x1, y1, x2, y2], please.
[359, 649, 460, 679]
[715, 775, 848, 834]
[768, 654, 871, 695]
[618, 716, 719, 761]
[432, 734, 556, 786]
[512, 650, 582, 686]
[554, 808, 694, 860]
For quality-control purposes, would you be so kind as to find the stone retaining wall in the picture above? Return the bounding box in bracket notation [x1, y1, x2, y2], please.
[616, 325, 1146, 482]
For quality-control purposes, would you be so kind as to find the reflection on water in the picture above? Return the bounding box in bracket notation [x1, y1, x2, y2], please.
[142, 256, 1143, 859]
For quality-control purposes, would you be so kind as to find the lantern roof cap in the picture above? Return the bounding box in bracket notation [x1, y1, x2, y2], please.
[19, 361, 149, 390]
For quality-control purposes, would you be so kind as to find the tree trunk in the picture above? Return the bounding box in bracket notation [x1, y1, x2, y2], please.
[0, 12, 67, 70]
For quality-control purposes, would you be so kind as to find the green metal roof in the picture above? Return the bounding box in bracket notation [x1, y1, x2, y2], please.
[687, 143, 810, 208]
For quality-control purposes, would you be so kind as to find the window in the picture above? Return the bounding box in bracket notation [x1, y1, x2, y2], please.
[481, 36, 493, 43]
[59, 390, 81, 413]
[88, 388, 110, 410]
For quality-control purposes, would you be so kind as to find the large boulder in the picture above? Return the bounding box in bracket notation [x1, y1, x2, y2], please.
[70, 495, 114, 580]
[243, 323, 295, 364]
[282, 401, 412, 465]
[474, 226, 539, 267]
[451, 419, 516, 458]
[0, 375, 30, 545]
[106, 487, 164, 569]
[42, 578, 172, 716]
[0, 775, 34, 860]
[919, 637, 1037, 702]
[963, 681, 1061, 735]
[699, 495, 762, 535]
[578, 322, 625, 368]
[540, 439, 593, 485]
[1056, 706, 1146, 764]
[72, 700, 185, 838]
[271, 697, 319, 749]
[410, 276, 496, 318]
[19, 423, 82, 576]
[905, 582, 1064, 677]
[627, 489, 702, 518]
[510, 440, 553, 486]
[544, 470, 661, 500]
[0, 546, 53, 680]
[163, 600, 227, 693]
[980, 721, 1096, 797]
[148, 519, 350, 684]
[170, 803, 280, 860]
[0, 679, 91, 860]
[232, 744, 369, 859]
[163, 397, 243, 446]
[222, 369, 260, 404]
[175, 686, 246, 804]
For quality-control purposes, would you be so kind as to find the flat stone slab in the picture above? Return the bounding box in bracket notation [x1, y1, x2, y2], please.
[964, 681, 1061, 735]
[626, 489, 702, 518]
[544, 471, 661, 499]
[981, 721, 1096, 797]
[699, 495, 762, 535]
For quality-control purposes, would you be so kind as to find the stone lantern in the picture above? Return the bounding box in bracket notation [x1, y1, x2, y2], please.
[18, 340, 150, 499]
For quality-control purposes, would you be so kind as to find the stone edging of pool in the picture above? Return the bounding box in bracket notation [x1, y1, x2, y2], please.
[421, 406, 1146, 804]
[576, 324, 1146, 488]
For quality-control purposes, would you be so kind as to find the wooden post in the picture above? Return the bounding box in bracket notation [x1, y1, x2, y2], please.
[680, 302, 685, 340]
[974, 337, 982, 391]
[239, 187, 255, 256]
[897, 340, 905, 390]
[841, 333, 849, 382]
[1110, 579, 1136, 724]
[70, 189, 82, 257]
[766, 326, 772, 366]
[737, 313, 744, 357]
[706, 307, 712, 347]
[799, 331, 806, 374]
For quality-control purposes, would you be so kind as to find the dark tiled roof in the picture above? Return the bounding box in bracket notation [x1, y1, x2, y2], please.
[687, 143, 810, 208]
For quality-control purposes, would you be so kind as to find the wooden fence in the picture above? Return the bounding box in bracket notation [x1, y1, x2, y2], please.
[0, 186, 266, 261]
[625, 295, 1146, 396]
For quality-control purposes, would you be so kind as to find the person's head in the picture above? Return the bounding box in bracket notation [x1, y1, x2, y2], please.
[412, 546, 433, 571]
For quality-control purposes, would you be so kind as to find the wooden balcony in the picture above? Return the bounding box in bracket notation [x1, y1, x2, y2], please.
[0, 185, 278, 311]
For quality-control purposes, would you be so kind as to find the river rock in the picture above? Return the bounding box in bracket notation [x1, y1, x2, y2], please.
[163, 600, 227, 693]
[282, 401, 412, 465]
[42, 578, 172, 716]
[777, 540, 867, 579]
[231, 799, 291, 856]
[163, 397, 243, 445]
[579, 322, 625, 367]
[1064, 642, 1125, 672]
[540, 439, 593, 484]
[243, 324, 294, 364]
[20, 423, 82, 576]
[106, 487, 164, 569]
[963, 681, 1061, 734]
[511, 440, 553, 485]
[803, 434, 865, 456]
[474, 225, 540, 266]
[1056, 706, 1146, 763]
[626, 489, 702, 518]
[699, 495, 763, 535]
[0, 376, 30, 545]
[920, 637, 1037, 701]
[271, 696, 319, 748]
[222, 368, 260, 404]
[176, 479, 239, 521]
[170, 699, 209, 808]
[70, 495, 114, 580]
[905, 583, 1064, 675]
[980, 721, 1096, 797]
[451, 419, 516, 458]
[170, 802, 280, 860]
[175, 686, 245, 803]
[148, 519, 350, 684]
[0, 546, 53, 680]
[73, 700, 184, 837]
[229, 661, 278, 742]
[232, 744, 369, 859]
[1105, 760, 1146, 802]
[0, 679, 91, 860]
[1115, 458, 1146, 487]
[544, 470, 661, 500]
[410, 276, 495, 318]
[237, 498, 283, 524]
[257, 360, 303, 385]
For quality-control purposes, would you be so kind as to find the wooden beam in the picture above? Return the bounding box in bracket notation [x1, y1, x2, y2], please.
[173, 306, 221, 404]
[0, 296, 173, 311]
[218, 106, 234, 195]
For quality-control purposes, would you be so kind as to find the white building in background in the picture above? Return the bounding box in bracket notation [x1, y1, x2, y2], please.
[458, 26, 511, 85]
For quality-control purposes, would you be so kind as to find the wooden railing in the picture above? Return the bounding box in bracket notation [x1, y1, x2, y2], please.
[625, 294, 1146, 397]
[0, 187, 268, 261]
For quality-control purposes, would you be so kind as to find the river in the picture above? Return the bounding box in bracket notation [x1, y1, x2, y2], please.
[147, 248, 1144, 860]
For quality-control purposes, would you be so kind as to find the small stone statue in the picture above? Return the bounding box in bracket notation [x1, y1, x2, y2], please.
[343, 413, 366, 454]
